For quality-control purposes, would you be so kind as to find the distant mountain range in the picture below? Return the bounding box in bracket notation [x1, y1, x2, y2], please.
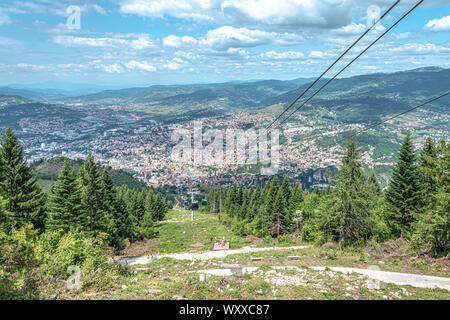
[1, 67, 448, 127]
[0, 77, 317, 103]
[256, 67, 450, 124]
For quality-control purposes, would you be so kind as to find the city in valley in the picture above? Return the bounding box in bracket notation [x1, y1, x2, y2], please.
[0, 0, 449, 304]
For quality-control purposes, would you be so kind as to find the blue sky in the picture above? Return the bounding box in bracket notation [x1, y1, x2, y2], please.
[0, 0, 449, 87]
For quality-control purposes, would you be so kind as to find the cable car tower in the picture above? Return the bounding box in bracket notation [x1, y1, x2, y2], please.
[187, 188, 200, 221]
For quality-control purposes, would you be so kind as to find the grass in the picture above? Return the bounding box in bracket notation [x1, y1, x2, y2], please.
[153, 209, 252, 253]
[60, 254, 450, 300]
[50, 209, 449, 300]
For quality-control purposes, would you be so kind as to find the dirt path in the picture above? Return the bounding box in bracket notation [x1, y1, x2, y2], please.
[195, 265, 450, 290]
[120, 245, 310, 265]
[309, 266, 450, 290]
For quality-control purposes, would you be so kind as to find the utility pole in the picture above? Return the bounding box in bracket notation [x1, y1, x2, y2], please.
[181, 196, 186, 211]
[187, 188, 200, 221]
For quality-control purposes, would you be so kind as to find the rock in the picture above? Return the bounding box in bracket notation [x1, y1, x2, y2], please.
[135, 267, 152, 272]
[321, 242, 335, 249]
[220, 263, 240, 269]
[148, 289, 162, 295]
[219, 278, 230, 287]
[220, 263, 243, 275]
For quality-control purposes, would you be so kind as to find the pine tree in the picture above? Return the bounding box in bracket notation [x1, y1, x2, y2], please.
[332, 139, 369, 249]
[281, 177, 292, 207]
[0, 194, 6, 230]
[99, 168, 121, 247]
[366, 171, 382, 197]
[46, 160, 87, 231]
[291, 183, 304, 210]
[78, 152, 103, 231]
[414, 140, 449, 256]
[419, 137, 438, 202]
[271, 188, 287, 237]
[263, 176, 280, 236]
[386, 132, 423, 239]
[139, 209, 156, 239]
[0, 128, 46, 232]
[281, 177, 292, 228]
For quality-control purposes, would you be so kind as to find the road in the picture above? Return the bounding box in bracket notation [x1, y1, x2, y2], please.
[195, 265, 450, 290]
[119, 245, 311, 265]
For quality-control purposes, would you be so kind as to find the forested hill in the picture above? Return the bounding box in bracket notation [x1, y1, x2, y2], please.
[259, 67, 450, 120]
[31, 157, 148, 191]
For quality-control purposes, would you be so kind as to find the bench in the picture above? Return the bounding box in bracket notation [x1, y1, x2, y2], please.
[212, 242, 230, 250]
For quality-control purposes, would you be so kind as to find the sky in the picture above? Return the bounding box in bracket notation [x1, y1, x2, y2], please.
[0, 0, 449, 87]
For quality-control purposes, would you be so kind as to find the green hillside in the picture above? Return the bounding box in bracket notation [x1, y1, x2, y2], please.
[32, 157, 148, 191]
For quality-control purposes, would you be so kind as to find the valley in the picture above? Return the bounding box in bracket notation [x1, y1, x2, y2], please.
[1, 67, 448, 188]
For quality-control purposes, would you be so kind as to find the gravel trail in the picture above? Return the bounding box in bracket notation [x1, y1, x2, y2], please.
[120, 245, 310, 265]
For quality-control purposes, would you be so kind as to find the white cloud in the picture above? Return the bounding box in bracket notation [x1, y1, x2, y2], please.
[200, 26, 275, 50]
[52, 35, 155, 50]
[92, 4, 107, 15]
[309, 50, 335, 58]
[103, 64, 122, 73]
[0, 36, 22, 47]
[16, 63, 48, 70]
[162, 35, 197, 47]
[0, 10, 11, 25]
[161, 58, 184, 70]
[262, 50, 304, 60]
[119, 0, 354, 31]
[120, 0, 212, 21]
[390, 42, 450, 55]
[124, 60, 157, 72]
[424, 15, 450, 32]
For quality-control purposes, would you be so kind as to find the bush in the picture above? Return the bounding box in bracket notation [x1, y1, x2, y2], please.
[0, 225, 40, 299]
[1, 226, 130, 299]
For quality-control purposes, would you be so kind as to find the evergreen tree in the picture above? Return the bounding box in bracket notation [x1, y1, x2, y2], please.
[271, 188, 288, 237]
[291, 183, 304, 210]
[281, 177, 292, 228]
[263, 176, 280, 236]
[281, 177, 292, 207]
[46, 160, 87, 231]
[332, 140, 369, 249]
[419, 137, 438, 203]
[414, 140, 449, 256]
[366, 171, 382, 196]
[99, 168, 121, 247]
[386, 132, 423, 238]
[139, 209, 156, 239]
[0, 128, 46, 232]
[78, 152, 103, 231]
